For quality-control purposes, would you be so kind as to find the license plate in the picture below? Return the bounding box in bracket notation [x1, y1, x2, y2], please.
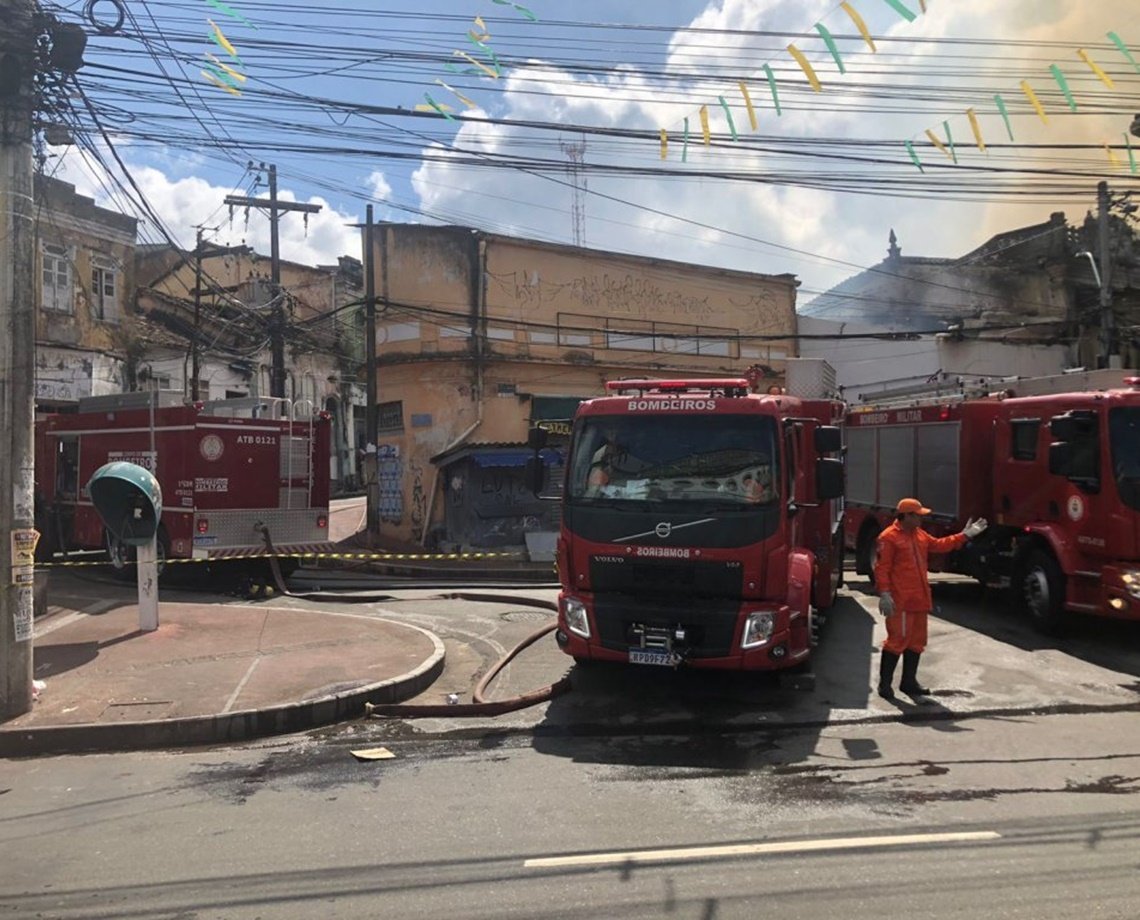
[629, 649, 673, 667]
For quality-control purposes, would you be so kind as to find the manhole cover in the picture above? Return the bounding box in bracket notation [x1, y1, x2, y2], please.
[500, 609, 554, 623]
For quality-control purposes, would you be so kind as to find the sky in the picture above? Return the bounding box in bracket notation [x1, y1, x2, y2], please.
[49, 0, 1140, 305]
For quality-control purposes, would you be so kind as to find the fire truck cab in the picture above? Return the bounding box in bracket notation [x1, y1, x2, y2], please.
[844, 370, 1140, 631]
[532, 373, 845, 672]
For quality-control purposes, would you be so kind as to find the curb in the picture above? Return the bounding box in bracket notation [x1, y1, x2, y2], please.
[0, 625, 446, 759]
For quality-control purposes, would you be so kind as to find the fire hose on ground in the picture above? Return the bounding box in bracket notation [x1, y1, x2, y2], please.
[256, 524, 572, 717]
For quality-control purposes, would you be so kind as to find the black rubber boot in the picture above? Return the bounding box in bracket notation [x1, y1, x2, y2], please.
[899, 650, 931, 696]
[878, 651, 899, 699]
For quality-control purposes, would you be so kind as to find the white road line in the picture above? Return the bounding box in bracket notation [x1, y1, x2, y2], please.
[523, 830, 1002, 869]
[223, 657, 262, 713]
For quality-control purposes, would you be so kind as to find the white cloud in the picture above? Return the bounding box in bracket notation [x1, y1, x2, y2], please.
[57, 148, 368, 266]
[410, 1, 1139, 298]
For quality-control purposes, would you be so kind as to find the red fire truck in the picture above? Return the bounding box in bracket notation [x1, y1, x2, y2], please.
[844, 370, 1140, 632]
[34, 392, 332, 576]
[529, 373, 845, 672]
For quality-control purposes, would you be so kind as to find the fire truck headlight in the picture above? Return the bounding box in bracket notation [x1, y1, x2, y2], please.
[742, 611, 776, 648]
[1121, 570, 1140, 599]
[562, 597, 590, 638]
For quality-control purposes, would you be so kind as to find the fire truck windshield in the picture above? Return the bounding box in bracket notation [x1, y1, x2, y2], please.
[567, 414, 778, 508]
[1110, 408, 1140, 510]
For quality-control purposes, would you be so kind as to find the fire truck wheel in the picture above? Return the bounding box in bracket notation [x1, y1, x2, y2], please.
[104, 527, 170, 582]
[105, 530, 134, 581]
[1021, 548, 1067, 634]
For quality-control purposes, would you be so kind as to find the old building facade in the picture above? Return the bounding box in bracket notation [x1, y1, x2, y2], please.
[34, 176, 137, 411]
[135, 246, 367, 493]
[362, 225, 799, 550]
[798, 209, 1140, 401]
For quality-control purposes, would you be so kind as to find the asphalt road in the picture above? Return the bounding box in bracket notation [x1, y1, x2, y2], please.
[3, 564, 1140, 918]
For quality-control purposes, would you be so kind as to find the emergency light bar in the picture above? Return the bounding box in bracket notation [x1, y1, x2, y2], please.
[605, 378, 751, 396]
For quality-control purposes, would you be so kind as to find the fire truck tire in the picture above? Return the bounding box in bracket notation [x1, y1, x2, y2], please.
[105, 527, 170, 582]
[1020, 548, 1067, 634]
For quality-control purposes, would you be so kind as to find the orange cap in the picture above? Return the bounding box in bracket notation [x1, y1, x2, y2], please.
[896, 497, 931, 515]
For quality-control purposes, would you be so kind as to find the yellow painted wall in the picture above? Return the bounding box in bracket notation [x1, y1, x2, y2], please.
[368, 225, 799, 546]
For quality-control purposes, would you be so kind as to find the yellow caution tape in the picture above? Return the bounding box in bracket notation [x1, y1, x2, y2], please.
[36, 550, 527, 569]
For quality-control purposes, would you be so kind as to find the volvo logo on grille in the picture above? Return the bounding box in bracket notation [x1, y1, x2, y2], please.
[655, 522, 672, 539]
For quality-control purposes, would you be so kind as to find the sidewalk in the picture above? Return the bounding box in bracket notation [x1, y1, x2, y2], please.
[0, 588, 445, 758]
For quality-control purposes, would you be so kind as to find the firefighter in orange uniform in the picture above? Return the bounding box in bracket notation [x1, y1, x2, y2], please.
[874, 498, 988, 699]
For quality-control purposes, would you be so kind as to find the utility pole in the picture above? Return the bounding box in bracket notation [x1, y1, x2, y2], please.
[224, 164, 321, 399]
[1096, 181, 1115, 369]
[363, 206, 379, 536]
[0, 0, 37, 719]
[191, 228, 203, 400]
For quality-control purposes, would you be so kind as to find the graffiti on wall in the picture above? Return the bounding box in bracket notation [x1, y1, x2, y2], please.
[408, 458, 427, 532]
[378, 444, 403, 523]
[489, 270, 716, 320]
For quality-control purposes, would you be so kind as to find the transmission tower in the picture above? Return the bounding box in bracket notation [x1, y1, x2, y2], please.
[560, 137, 587, 248]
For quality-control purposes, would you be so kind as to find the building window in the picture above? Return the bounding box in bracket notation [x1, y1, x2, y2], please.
[91, 257, 118, 322]
[41, 243, 73, 313]
[1010, 419, 1040, 461]
[377, 400, 403, 432]
[142, 374, 172, 392]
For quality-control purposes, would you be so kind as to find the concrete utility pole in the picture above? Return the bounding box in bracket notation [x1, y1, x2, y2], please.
[0, 0, 37, 719]
[1096, 181, 1115, 368]
[363, 206, 379, 536]
[191, 228, 203, 400]
[224, 164, 321, 399]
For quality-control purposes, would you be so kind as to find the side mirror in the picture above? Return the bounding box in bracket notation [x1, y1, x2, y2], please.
[814, 425, 842, 454]
[527, 426, 548, 451]
[815, 457, 844, 501]
[525, 456, 547, 496]
[87, 461, 163, 546]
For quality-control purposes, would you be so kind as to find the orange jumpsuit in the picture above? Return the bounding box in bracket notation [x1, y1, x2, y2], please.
[873, 520, 966, 655]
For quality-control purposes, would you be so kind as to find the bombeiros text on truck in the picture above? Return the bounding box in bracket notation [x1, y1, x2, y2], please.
[34, 391, 333, 577]
[526, 360, 845, 673]
[844, 369, 1140, 632]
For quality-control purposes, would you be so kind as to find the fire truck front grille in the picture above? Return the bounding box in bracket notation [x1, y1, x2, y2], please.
[592, 594, 739, 658]
[588, 556, 743, 658]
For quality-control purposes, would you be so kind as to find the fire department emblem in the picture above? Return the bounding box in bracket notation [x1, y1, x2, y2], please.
[1066, 494, 1084, 522]
[200, 434, 224, 462]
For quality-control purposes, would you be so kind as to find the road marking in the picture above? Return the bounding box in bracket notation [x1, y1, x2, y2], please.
[523, 830, 1001, 869]
[223, 657, 262, 713]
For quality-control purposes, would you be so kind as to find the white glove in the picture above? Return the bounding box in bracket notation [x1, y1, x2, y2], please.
[878, 592, 895, 617]
[964, 517, 988, 539]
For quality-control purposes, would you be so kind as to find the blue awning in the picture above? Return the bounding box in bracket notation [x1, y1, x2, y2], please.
[472, 451, 530, 468]
[470, 449, 562, 468]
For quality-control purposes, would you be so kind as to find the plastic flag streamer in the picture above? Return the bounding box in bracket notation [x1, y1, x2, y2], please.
[966, 108, 985, 152]
[718, 96, 738, 141]
[993, 94, 1015, 141]
[660, 0, 925, 159]
[1108, 31, 1140, 72]
[787, 43, 824, 92]
[418, 3, 539, 118]
[841, 2, 876, 52]
[905, 30, 1138, 174]
[200, 2, 252, 94]
[880, 0, 917, 23]
[1077, 49, 1114, 89]
[1049, 64, 1077, 112]
[739, 81, 758, 130]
